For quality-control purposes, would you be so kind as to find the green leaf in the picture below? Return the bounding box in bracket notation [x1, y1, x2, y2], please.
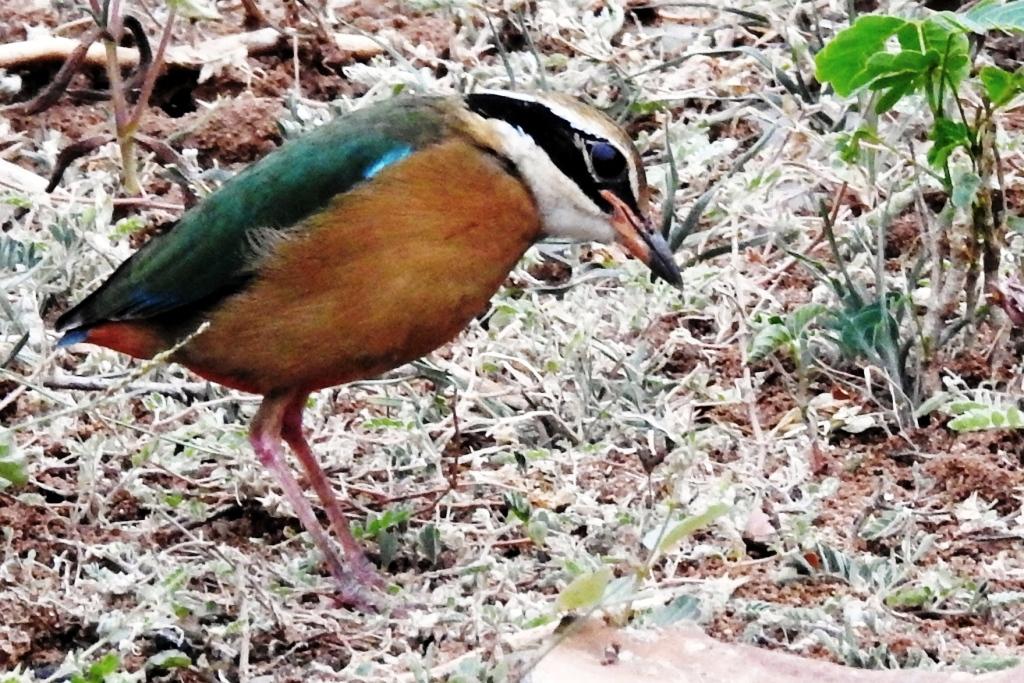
[418, 524, 441, 566]
[2, 195, 31, 208]
[948, 405, 1024, 431]
[167, 0, 220, 20]
[0, 434, 26, 489]
[0, 236, 42, 270]
[980, 65, 1018, 106]
[952, 170, 982, 208]
[832, 299, 901, 362]
[72, 653, 120, 683]
[946, 400, 988, 414]
[787, 303, 829, 338]
[928, 119, 971, 168]
[353, 506, 410, 539]
[897, 17, 971, 90]
[362, 416, 407, 430]
[952, 0, 1024, 34]
[949, 411, 991, 431]
[863, 49, 939, 86]
[504, 490, 532, 524]
[146, 650, 192, 671]
[556, 567, 612, 611]
[817, 15, 968, 109]
[659, 503, 730, 552]
[836, 126, 880, 163]
[0, 460, 27, 488]
[629, 99, 669, 115]
[815, 15, 908, 96]
[867, 70, 921, 92]
[1009, 406, 1022, 426]
[112, 216, 147, 238]
[376, 530, 398, 568]
[647, 595, 702, 626]
[875, 77, 917, 114]
[163, 567, 189, 591]
[886, 585, 934, 608]
[748, 323, 791, 363]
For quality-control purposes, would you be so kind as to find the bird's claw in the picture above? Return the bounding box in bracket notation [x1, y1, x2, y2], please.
[327, 559, 390, 611]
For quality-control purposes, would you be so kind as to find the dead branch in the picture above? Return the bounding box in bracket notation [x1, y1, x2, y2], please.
[42, 375, 210, 402]
[0, 28, 383, 71]
[45, 134, 114, 192]
[0, 158, 49, 194]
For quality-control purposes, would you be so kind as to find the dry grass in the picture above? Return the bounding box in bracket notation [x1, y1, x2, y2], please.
[2, 0, 1024, 681]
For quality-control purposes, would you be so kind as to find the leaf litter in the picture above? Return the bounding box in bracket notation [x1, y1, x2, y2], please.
[1, 0, 1023, 680]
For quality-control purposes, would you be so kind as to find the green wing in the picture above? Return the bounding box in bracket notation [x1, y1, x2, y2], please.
[57, 97, 448, 332]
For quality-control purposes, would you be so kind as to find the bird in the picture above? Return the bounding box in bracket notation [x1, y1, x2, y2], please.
[55, 90, 682, 607]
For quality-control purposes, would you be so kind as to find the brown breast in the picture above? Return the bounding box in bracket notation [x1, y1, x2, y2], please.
[177, 139, 541, 395]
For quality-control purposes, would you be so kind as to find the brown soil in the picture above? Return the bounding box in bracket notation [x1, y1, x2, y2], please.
[693, 423, 1024, 662]
[3, 1, 1024, 679]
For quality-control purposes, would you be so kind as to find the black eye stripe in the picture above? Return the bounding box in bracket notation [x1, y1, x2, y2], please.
[466, 93, 640, 214]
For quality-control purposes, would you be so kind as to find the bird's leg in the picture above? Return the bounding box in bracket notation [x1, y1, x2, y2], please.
[250, 394, 377, 607]
[281, 393, 385, 589]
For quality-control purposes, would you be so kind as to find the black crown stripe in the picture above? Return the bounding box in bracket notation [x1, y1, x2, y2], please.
[466, 93, 637, 214]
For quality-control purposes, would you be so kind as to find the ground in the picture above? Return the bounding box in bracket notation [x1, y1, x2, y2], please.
[1, 0, 1023, 681]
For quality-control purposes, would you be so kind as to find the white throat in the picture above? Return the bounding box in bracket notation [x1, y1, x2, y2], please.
[484, 118, 616, 244]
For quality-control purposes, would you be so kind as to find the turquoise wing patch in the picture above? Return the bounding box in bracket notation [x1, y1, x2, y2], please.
[363, 146, 413, 179]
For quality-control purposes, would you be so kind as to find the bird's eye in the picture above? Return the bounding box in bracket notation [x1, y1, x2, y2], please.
[588, 142, 627, 181]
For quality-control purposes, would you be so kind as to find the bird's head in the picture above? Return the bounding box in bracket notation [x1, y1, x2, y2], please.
[462, 90, 681, 286]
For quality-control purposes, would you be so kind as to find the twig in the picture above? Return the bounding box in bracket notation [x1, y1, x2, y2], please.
[41, 374, 209, 401]
[485, 10, 517, 91]
[238, 0, 270, 29]
[631, 1, 769, 25]
[126, 7, 177, 137]
[821, 181, 863, 306]
[659, 112, 678, 238]
[515, 7, 549, 91]
[6, 322, 211, 433]
[100, 2, 139, 193]
[0, 28, 381, 70]
[0, 158, 48, 193]
[45, 135, 114, 192]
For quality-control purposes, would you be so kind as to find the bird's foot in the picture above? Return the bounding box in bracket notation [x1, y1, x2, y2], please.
[351, 554, 388, 589]
[326, 557, 390, 611]
[327, 570, 382, 610]
[331, 582, 384, 611]
[328, 562, 425, 616]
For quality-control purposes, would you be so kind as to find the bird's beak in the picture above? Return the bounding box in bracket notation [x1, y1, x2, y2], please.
[600, 190, 682, 287]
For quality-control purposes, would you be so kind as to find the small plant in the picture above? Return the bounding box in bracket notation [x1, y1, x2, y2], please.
[807, 1, 1024, 420]
[351, 506, 411, 567]
[20, 1, 217, 196]
[0, 431, 27, 489]
[749, 303, 831, 470]
[918, 382, 1024, 431]
[70, 652, 123, 683]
